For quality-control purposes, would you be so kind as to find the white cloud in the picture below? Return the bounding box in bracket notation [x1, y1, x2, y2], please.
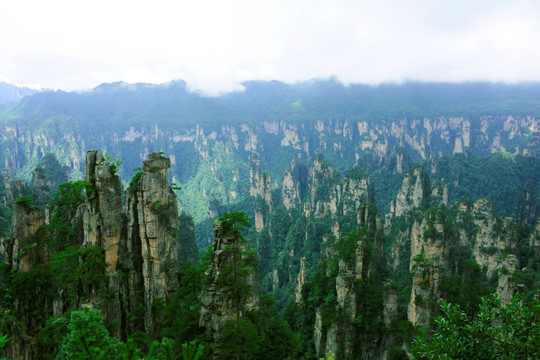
[1, 0, 540, 93]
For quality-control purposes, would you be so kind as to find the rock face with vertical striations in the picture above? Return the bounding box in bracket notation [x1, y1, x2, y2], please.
[467, 199, 518, 279]
[304, 154, 341, 219]
[282, 154, 305, 211]
[6, 200, 46, 272]
[295, 257, 307, 303]
[199, 218, 259, 358]
[249, 154, 273, 232]
[124, 152, 179, 335]
[82, 150, 123, 273]
[387, 165, 431, 219]
[497, 254, 519, 306]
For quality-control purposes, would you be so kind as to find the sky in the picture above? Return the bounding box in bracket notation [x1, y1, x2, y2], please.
[1, 0, 540, 95]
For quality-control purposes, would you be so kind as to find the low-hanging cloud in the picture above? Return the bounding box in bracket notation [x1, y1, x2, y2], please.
[1, 0, 540, 95]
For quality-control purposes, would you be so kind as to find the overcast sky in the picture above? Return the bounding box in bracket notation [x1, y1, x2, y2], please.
[1, 0, 540, 95]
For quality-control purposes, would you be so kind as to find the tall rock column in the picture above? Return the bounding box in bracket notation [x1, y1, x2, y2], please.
[6, 200, 46, 271]
[82, 150, 123, 273]
[497, 255, 519, 306]
[407, 208, 455, 333]
[282, 154, 305, 211]
[125, 152, 179, 334]
[80, 151, 124, 338]
[249, 154, 273, 232]
[199, 218, 259, 358]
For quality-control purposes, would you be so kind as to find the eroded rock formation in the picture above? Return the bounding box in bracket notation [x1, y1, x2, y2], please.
[125, 152, 179, 334]
[199, 218, 259, 358]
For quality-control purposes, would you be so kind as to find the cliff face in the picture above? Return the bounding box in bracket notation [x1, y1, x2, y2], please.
[249, 154, 273, 232]
[342, 167, 371, 218]
[199, 219, 259, 358]
[3, 195, 48, 360]
[466, 199, 518, 279]
[383, 164, 525, 335]
[82, 150, 123, 273]
[383, 167, 452, 332]
[124, 152, 179, 335]
[386, 166, 430, 271]
[387, 166, 431, 219]
[9, 113, 536, 180]
[6, 200, 46, 272]
[2, 151, 180, 358]
[304, 155, 341, 219]
[496, 254, 519, 306]
[282, 155, 303, 211]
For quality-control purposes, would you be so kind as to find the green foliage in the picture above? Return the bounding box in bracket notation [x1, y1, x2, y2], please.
[439, 264, 492, 316]
[294, 261, 338, 359]
[352, 276, 386, 342]
[412, 295, 540, 360]
[47, 181, 91, 250]
[7, 262, 52, 315]
[50, 246, 107, 295]
[36, 312, 71, 359]
[56, 308, 117, 360]
[0, 332, 8, 360]
[412, 252, 428, 266]
[127, 168, 144, 194]
[160, 264, 205, 351]
[220, 296, 297, 360]
[217, 211, 252, 236]
[104, 152, 122, 175]
[220, 319, 260, 360]
[181, 341, 205, 360]
[150, 200, 175, 231]
[14, 195, 35, 207]
[177, 212, 199, 265]
[335, 228, 369, 266]
[431, 152, 540, 217]
[0, 333, 10, 348]
[344, 165, 369, 180]
[38, 153, 69, 193]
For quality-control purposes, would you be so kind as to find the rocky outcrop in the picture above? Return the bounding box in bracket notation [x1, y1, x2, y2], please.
[407, 259, 442, 332]
[124, 152, 179, 335]
[249, 154, 273, 232]
[31, 167, 50, 208]
[341, 166, 371, 217]
[530, 217, 540, 256]
[497, 255, 519, 306]
[295, 257, 307, 303]
[6, 200, 46, 272]
[199, 218, 259, 358]
[3, 194, 47, 360]
[304, 155, 341, 219]
[82, 151, 123, 273]
[467, 199, 518, 279]
[2, 151, 182, 357]
[388, 166, 430, 219]
[386, 146, 413, 174]
[282, 154, 305, 211]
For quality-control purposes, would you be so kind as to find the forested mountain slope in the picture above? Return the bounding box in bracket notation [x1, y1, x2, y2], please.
[0, 80, 539, 244]
[0, 149, 538, 359]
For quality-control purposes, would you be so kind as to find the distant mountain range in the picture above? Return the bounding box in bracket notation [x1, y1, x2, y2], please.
[0, 82, 41, 106]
